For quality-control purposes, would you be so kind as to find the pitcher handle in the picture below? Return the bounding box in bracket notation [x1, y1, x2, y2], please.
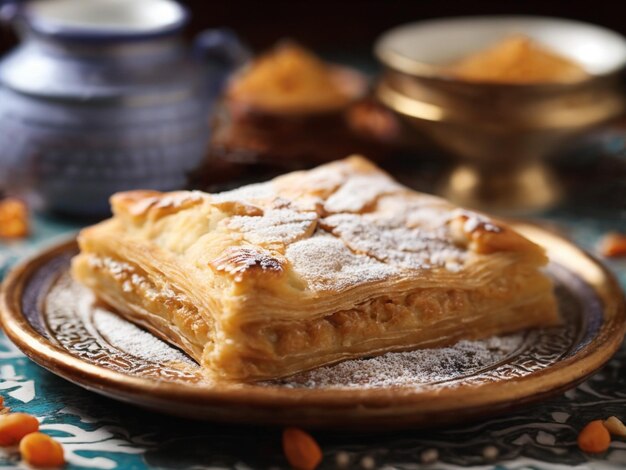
[194, 28, 250, 98]
[194, 28, 250, 71]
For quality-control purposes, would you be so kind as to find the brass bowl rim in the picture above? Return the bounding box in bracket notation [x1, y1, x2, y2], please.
[374, 15, 626, 88]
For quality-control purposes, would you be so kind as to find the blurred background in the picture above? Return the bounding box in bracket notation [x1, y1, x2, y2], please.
[3, 1, 624, 55]
[0, 0, 625, 233]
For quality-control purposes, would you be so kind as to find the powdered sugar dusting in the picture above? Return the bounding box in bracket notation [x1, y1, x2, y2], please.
[275, 163, 346, 198]
[47, 272, 203, 378]
[224, 209, 317, 246]
[405, 206, 454, 230]
[87, 255, 189, 305]
[92, 307, 196, 366]
[454, 209, 502, 234]
[286, 232, 399, 290]
[322, 213, 467, 271]
[212, 181, 276, 204]
[269, 335, 525, 389]
[207, 159, 483, 290]
[324, 174, 402, 214]
[198, 159, 498, 291]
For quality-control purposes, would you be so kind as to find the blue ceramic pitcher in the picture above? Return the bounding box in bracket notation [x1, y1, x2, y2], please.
[0, 0, 248, 216]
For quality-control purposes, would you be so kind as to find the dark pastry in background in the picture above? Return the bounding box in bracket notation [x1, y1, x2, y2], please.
[227, 40, 360, 114]
[201, 42, 400, 186]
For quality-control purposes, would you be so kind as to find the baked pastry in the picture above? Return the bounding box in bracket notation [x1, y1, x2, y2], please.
[206, 41, 397, 173]
[72, 156, 559, 381]
[228, 41, 363, 114]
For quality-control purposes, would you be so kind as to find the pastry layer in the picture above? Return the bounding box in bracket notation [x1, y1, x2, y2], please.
[73, 250, 556, 380]
[72, 156, 560, 381]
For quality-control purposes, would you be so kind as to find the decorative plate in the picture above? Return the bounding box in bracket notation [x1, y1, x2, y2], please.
[1, 223, 624, 429]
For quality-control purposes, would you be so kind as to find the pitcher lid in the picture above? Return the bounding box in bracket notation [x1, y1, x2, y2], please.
[12, 0, 189, 40]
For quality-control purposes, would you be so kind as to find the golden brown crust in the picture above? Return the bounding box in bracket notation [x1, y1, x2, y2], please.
[112, 190, 206, 221]
[209, 247, 285, 282]
[449, 213, 545, 257]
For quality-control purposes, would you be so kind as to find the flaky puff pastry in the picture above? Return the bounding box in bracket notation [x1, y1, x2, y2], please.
[72, 156, 559, 381]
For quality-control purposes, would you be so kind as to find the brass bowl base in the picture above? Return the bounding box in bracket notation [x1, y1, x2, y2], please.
[439, 162, 563, 214]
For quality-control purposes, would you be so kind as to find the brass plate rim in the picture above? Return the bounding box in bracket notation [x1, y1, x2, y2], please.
[1, 223, 624, 427]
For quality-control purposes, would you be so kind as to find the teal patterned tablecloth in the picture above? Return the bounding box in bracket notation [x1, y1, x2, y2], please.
[2, 136, 626, 469]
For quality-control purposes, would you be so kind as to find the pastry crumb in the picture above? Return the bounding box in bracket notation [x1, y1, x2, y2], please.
[360, 455, 375, 470]
[335, 451, 350, 468]
[420, 448, 439, 464]
[598, 232, 626, 258]
[604, 416, 626, 437]
[482, 445, 499, 460]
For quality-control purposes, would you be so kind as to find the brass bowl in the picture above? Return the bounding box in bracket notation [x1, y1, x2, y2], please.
[375, 16, 626, 212]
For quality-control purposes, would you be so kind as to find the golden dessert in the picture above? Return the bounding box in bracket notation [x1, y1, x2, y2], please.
[72, 156, 559, 381]
[448, 35, 588, 84]
[228, 41, 357, 113]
